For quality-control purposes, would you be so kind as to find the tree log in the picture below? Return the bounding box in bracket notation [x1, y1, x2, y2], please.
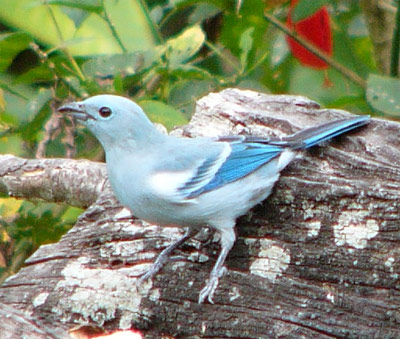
[0, 88, 398, 338]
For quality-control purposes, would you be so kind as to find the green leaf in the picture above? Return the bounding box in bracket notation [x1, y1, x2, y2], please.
[239, 27, 254, 72]
[169, 79, 216, 117]
[61, 206, 83, 225]
[0, 75, 34, 125]
[168, 64, 212, 80]
[164, 25, 205, 69]
[83, 51, 158, 77]
[15, 55, 78, 85]
[139, 100, 188, 131]
[46, 0, 102, 13]
[367, 74, 400, 116]
[103, 0, 160, 52]
[0, 134, 26, 155]
[14, 65, 54, 84]
[289, 65, 362, 104]
[26, 88, 53, 118]
[58, 6, 90, 28]
[46, 0, 101, 28]
[0, 32, 31, 72]
[292, 0, 330, 22]
[188, 3, 221, 25]
[113, 73, 124, 93]
[21, 88, 53, 142]
[0, 0, 158, 56]
[0, 0, 76, 51]
[237, 79, 270, 93]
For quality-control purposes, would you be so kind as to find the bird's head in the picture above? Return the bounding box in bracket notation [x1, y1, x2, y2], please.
[58, 95, 162, 150]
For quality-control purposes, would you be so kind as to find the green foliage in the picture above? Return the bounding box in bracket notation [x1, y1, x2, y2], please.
[0, 0, 397, 282]
[367, 74, 400, 117]
[292, 0, 331, 22]
[139, 99, 187, 129]
[0, 199, 81, 283]
[82, 51, 159, 78]
[164, 25, 205, 68]
[0, 32, 31, 72]
[0, 0, 158, 55]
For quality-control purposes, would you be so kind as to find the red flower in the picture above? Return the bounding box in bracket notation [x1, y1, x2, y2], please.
[286, 0, 332, 69]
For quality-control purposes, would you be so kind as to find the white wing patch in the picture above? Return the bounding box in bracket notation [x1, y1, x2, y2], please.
[148, 143, 232, 202]
[177, 143, 231, 197]
[149, 169, 195, 199]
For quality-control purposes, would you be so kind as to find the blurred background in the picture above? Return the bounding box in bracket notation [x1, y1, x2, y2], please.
[0, 0, 398, 284]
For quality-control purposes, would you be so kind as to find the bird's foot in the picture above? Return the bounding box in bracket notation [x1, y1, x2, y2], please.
[198, 266, 227, 304]
[137, 228, 193, 285]
[137, 250, 170, 284]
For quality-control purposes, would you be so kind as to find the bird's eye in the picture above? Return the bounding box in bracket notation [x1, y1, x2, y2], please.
[99, 106, 112, 118]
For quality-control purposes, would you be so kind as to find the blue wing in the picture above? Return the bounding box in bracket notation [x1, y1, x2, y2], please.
[177, 115, 369, 199]
[181, 136, 285, 198]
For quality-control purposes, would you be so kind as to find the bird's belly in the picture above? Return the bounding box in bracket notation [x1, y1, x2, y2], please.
[106, 152, 291, 229]
[108, 174, 194, 226]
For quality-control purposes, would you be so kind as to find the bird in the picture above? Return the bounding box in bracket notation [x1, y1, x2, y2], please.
[58, 94, 370, 304]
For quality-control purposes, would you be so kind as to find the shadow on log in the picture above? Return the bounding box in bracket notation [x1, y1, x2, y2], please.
[0, 89, 399, 338]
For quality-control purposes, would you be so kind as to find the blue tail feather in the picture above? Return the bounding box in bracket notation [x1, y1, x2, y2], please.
[283, 115, 370, 149]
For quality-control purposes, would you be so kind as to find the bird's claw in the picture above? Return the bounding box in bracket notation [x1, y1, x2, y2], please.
[137, 266, 157, 285]
[137, 228, 194, 285]
[198, 266, 227, 304]
[137, 252, 169, 285]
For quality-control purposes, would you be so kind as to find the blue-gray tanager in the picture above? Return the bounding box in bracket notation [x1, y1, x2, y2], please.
[58, 95, 370, 304]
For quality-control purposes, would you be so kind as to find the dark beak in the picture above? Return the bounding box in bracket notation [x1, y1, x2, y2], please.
[58, 102, 91, 121]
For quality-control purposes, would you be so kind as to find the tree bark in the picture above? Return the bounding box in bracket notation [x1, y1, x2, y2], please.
[0, 88, 399, 338]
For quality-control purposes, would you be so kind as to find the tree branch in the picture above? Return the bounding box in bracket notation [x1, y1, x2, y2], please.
[1, 89, 399, 338]
[0, 156, 107, 208]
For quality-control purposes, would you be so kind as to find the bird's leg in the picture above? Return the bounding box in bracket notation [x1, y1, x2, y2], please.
[198, 226, 235, 304]
[195, 226, 214, 247]
[138, 227, 196, 283]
